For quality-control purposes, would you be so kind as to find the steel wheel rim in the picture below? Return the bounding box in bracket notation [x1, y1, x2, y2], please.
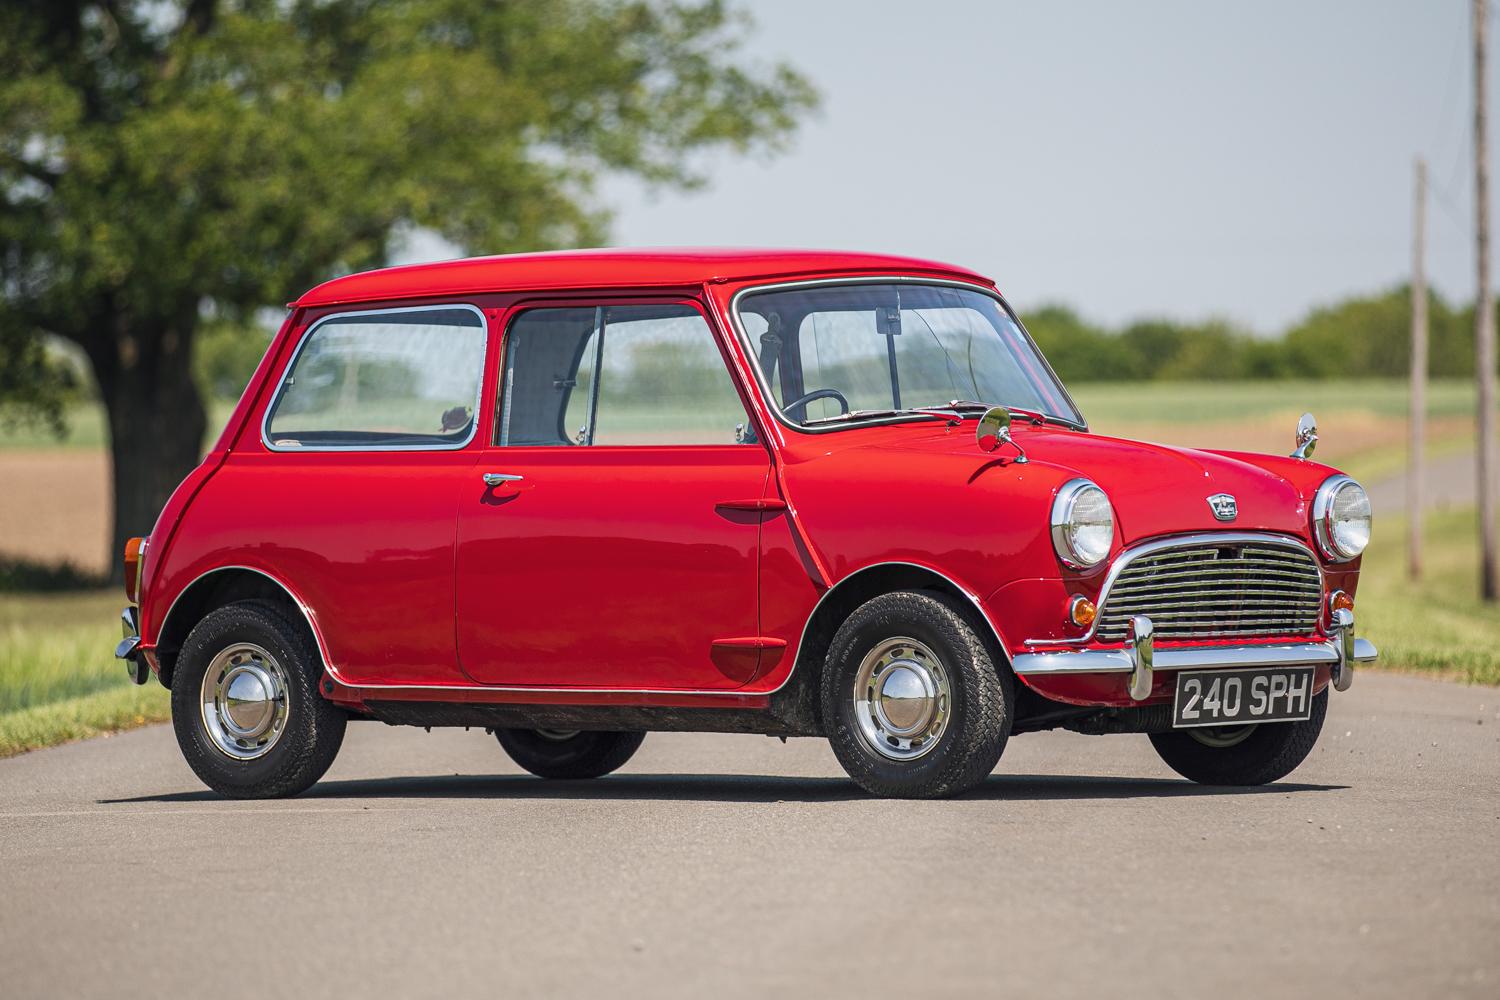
[1190, 724, 1258, 748]
[852, 636, 951, 761]
[199, 643, 289, 760]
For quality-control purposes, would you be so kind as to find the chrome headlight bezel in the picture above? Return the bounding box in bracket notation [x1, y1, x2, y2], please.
[1050, 479, 1115, 570]
[1311, 475, 1371, 562]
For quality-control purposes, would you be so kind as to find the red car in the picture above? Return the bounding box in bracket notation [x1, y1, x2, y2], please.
[115, 248, 1376, 799]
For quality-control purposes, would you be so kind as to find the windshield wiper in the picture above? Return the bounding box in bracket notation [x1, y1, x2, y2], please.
[802, 408, 958, 427]
[946, 400, 1085, 430]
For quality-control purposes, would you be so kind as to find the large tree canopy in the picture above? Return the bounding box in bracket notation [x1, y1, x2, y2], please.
[0, 0, 816, 578]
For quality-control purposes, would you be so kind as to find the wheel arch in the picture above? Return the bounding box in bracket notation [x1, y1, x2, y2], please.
[786, 561, 1014, 726]
[153, 566, 330, 688]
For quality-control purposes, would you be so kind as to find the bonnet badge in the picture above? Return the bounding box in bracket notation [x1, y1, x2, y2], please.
[1207, 493, 1238, 522]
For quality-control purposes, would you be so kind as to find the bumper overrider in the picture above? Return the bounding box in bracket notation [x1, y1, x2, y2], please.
[115, 606, 150, 686]
[1011, 608, 1376, 702]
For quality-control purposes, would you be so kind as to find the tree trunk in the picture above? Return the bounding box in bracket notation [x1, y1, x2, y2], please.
[87, 314, 207, 586]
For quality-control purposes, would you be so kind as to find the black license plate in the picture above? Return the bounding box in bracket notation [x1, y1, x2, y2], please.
[1172, 666, 1316, 728]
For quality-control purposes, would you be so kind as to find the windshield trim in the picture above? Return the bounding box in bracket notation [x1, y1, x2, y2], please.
[726, 276, 1087, 437]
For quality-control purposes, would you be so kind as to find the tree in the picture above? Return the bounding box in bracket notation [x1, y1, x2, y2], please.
[0, 0, 816, 580]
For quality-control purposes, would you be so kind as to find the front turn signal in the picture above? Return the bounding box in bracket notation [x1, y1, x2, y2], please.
[123, 537, 146, 603]
[1329, 590, 1354, 616]
[1069, 595, 1098, 628]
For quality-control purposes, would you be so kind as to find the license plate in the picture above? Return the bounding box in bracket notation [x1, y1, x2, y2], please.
[1171, 666, 1315, 728]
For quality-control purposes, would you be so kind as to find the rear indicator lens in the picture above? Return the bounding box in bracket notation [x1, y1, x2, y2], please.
[123, 537, 146, 603]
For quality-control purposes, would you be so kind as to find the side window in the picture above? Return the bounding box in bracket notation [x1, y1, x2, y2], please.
[265, 306, 486, 450]
[499, 304, 751, 446]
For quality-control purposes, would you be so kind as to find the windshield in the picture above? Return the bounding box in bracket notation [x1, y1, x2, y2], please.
[736, 282, 1081, 429]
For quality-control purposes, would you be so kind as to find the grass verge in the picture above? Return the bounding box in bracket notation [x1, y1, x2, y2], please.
[0, 591, 169, 758]
[1356, 505, 1500, 686]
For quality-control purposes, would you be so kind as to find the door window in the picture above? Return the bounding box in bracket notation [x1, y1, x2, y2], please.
[264, 305, 486, 450]
[498, 304, 751, 446]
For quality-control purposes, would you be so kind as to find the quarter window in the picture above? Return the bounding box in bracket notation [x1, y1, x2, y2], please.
[264, 306, 487, 450]
[498, 304, 750, 446]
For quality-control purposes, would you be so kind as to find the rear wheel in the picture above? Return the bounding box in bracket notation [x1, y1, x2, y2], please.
[1148, 689, 1328, 785]
[822, 590, 1013, 798]
[171, 601, 346, 799]
[494, 728, 645, 779]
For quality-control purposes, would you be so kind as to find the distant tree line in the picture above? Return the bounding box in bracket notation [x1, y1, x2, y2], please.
[1020, 285, 1481, 382]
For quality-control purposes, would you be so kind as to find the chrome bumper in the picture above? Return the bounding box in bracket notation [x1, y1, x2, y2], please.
[115, 606, 149, 685]
[1012, 611, 1376, 701]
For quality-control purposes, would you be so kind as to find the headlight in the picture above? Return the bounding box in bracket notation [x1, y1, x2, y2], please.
[1051, 479, 1115, 569]
[1312, 475, 1371, 561]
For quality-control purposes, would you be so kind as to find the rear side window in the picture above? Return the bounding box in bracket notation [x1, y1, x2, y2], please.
[498, 303, 750, 446]
[264, 305, 487, 450]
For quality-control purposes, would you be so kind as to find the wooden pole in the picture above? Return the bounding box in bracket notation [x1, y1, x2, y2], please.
[1410, 157, 1428, 580]
[1476, 0, 1498, 601]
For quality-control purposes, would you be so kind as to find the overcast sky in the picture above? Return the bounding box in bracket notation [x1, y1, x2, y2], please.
[589, 1, 1485, 334]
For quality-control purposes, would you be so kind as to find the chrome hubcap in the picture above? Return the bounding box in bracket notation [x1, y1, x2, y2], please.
[1190, 724, 1258, 748]
[534, 728, 581, 741]
[200, 643, 289, 760]
[852, 637, 951, 761]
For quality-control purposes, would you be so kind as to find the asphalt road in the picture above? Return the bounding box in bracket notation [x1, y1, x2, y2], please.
[1, 672, 1496, 1000]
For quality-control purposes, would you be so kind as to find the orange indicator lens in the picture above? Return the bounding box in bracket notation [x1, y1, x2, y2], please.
[1069, 596, 1097, 628]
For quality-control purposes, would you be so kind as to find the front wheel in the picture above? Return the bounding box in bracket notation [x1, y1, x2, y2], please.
[1148, 689, 1328, 785]
[171, 600, 347, 799]
[822, 590, 1013, 798]
[495, 729, 645, 779]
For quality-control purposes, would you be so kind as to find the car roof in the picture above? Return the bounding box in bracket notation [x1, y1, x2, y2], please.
[292, 247, 995, 308]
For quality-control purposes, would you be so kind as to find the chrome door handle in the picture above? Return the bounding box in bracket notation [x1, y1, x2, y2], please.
[482, 472, 524, 487]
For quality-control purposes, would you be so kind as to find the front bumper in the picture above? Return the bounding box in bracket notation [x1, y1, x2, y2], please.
[1012, 611, 1375, 701]
[115, 606, 149, 685]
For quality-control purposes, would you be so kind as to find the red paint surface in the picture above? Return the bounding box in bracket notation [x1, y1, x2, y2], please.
[136, 249, 1363, 718]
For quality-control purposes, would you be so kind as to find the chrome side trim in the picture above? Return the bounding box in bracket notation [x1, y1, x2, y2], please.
[1023, 531, 1326, 647]
[724, 276, 1087, 435]
[155, 562, 1005, 700]
[259, 302, 489, 453]
[1012, 637, 1379, 675]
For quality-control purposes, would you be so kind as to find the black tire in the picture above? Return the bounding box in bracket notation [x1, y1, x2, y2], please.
[1148, 688, 1328, 785]
[495, 729, 645, 779]
[170, 600, 346, 799]
[821, 590, 1013, 798]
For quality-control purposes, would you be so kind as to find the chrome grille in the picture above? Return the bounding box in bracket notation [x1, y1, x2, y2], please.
[1095, 541, 1322, 642]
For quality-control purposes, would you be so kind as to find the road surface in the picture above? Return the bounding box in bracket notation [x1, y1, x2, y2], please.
[1, 672, 1496, 999]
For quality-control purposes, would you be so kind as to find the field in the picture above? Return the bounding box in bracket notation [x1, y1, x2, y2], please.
[1, 377, 1495, 757]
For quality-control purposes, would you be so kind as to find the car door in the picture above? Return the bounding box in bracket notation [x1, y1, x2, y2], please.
[455, 299, 771, 690]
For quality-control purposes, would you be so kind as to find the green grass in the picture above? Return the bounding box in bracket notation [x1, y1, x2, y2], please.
[1069, 377, 1476, 425]
[0, 591, 169, 757]
[0, 399, 237, 451]
[1356, 505, 1500, 686]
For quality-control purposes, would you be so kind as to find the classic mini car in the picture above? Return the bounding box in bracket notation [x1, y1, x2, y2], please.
[114, 248, 1376, 799]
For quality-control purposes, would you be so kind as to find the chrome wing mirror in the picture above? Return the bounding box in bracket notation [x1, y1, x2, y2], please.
[1290, 412, 1318, 460]
[977, 406, 1028, 464]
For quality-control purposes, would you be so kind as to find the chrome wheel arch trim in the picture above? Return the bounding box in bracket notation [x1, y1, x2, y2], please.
[155, 560, 1008, 697]
[1022, 530, 1327, 648]
[773, 560, 1012, 693]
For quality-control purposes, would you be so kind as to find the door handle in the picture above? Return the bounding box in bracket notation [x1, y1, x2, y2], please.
[482, 472, 524, 487]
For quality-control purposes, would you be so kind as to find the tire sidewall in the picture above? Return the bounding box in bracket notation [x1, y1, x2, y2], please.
[823, 591, 1011, 797]
[171, 601, 343, 797]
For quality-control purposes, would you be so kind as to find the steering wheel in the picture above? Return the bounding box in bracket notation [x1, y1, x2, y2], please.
[784, 387, 850, 417]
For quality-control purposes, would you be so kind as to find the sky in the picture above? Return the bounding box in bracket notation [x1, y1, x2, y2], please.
[589, 0, 1485, 334]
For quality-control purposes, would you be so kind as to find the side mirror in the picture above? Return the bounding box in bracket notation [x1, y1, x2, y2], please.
[977, 406, 1028, 463]
[1291, 412, 1318, 459]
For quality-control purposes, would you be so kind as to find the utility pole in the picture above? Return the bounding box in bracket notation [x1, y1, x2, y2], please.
[1410, 157, 1428, 580]
[1476, 0, 1498, 601]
